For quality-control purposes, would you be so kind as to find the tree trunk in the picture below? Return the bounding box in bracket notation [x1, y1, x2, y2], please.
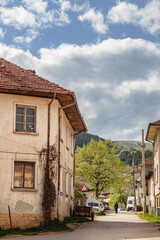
[96, 183, 99, 198]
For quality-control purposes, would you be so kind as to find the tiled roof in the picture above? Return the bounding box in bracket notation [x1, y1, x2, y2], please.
[0, 58, 69, 93]
[145, 157, 153, 165]
[146, 119, 160, 142]
[0, 58, 87, 133]
[150, 120, 160, 125]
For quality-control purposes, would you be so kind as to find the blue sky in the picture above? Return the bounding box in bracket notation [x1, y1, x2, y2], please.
[1, 0, 160, 141]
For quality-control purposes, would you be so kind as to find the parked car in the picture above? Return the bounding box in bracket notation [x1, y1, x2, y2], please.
[86, 199, 105, 213]
[127, 196, 134, 211]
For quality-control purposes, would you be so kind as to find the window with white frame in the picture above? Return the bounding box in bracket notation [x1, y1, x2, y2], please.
[60, 167, 63, 193]
[71, 134, 74, 155]
[14, 161, 35, 189]
[66, 125, 69, 149]
[71, 175, 73, 197]
[65, 172, 69, 196]
[16, 105, 36, 132]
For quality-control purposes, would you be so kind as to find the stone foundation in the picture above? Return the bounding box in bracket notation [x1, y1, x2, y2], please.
[0, 214, 43, 229]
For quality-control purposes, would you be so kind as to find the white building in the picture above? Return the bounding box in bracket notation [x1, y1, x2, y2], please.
[0, 58, 87, 228]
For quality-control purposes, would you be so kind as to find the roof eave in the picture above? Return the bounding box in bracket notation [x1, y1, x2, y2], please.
[146, 123, 160, 142]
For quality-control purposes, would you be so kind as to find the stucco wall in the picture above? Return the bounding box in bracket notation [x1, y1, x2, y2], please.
[154, 131, 160, 198]
[0, 93, 74, 226]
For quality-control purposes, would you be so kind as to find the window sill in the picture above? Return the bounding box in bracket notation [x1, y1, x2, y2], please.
[12, 188, 38, 192]
[13, 131, 39, 136]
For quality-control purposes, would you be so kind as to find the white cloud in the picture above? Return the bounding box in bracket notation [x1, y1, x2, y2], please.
[0, 6, 36, 29]
[108, 2, 138, 24]
[22, 0, 48, 14]
[72, 2, 90, 12]
[14, 29, 38, 44]
[58, 0, 71, 11]
[78, 8, 108, 34]
[0, 0, 72, 43]
[0, 27, 5, 38]
[0, 0, 10, 6]
[115, 74, 160, 97]
[1, 38, 160, 140]
[108, 0, 160, 35]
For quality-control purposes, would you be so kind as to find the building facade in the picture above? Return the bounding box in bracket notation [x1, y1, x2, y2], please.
[146, 120, 160, 215]
[0, 58, 87, 228]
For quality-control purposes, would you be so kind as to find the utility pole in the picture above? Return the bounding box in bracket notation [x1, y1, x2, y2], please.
[132, 158, 137, 211]
[142, 129, 146, 214]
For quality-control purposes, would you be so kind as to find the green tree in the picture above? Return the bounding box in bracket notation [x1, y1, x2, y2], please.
[119, 148, 153, 166]
[75, 139, 130, 197]
[110, 188, 129, 208]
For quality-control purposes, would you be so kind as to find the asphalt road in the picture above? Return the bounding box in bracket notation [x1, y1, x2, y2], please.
[3, 211, 160, 240]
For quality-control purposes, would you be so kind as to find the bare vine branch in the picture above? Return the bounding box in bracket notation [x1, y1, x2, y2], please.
[39, 144, 57, 225]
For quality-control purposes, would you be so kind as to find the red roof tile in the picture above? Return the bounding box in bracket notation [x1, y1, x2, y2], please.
[145, 157, 153, 165]
[150, 120, 160, 125]
[0, 58, 87, 133]
[0, 58, 69, 93]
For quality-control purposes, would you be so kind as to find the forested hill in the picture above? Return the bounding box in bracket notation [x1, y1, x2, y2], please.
[75, 132, 153, 166]
[75, 132, 152, 150]
[75, 132, 104, 148]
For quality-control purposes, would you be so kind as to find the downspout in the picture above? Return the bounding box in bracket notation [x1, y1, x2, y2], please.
[58, 107, 61, 193]
[47, 93, 56, 166]
[57, 107, 61, 219]
[61, 93, 76, 110]
[73, 134, 76, 214]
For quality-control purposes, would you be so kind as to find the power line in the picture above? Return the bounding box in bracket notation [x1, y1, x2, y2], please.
[88, 101, 160, 128]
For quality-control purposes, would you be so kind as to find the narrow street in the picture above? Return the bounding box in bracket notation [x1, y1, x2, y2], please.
[3, 211, 160, 240]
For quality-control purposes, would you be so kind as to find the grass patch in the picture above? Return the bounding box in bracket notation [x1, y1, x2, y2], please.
[0, 218, 69, 238]
[94, 211, 106, 216]
[138, 213, 160, 223]
[63, 216, 91, 224]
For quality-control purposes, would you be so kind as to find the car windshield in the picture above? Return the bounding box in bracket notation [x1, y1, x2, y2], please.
[128, 200, 132, 204]
[88, 202, 99, 207]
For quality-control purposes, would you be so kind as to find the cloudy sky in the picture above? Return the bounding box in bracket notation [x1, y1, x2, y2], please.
[0, 0, 160, 141]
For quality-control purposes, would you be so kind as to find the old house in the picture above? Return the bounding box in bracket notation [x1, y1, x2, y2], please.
[145, 157, 154, 214]
[0, 58, 87, 228]
[134, 157, 154, 212]
[146, 120, 160, 215]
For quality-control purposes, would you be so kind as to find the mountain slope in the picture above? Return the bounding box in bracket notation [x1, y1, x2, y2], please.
[75, 132, 152, 150]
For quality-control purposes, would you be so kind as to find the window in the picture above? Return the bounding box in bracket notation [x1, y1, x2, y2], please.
[14, 162, 35, 189]
[65, 172, 69, 196]
[71, 176, 73, 197]
[16, 105, 36, 132]
[60, 167, 63, 193]
[66, 126, 69, 149]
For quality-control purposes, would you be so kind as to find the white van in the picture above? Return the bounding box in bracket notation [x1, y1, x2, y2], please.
[86, 199, 104, 213]
[127, 196, 134, 211]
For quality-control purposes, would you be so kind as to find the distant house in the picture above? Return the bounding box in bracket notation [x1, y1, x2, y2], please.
[0, 58, 87, 228]
[99, 188, 112, 205]
[134, 157, 154, 212]
[146, 120, 160, 215]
